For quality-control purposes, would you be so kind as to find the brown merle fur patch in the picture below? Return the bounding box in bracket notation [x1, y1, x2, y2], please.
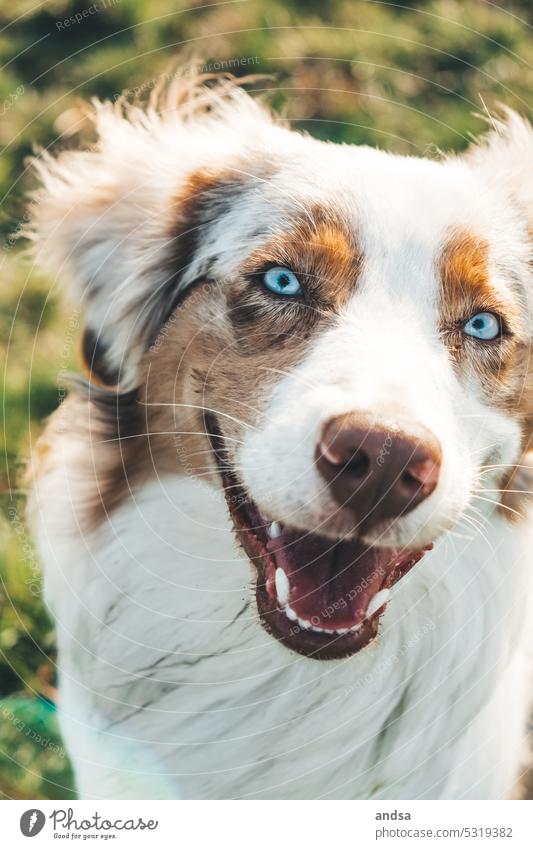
[142, 206, 363, 485]
[55, 166, 265, 524]
[54, 197, 364, 529]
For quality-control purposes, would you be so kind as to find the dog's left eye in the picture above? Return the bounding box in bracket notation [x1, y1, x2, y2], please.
[463, 311, 502, 341]
[263, 267, 302, 297]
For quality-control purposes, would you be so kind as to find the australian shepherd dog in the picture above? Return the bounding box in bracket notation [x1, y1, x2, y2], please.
[26, 74, 533, 799]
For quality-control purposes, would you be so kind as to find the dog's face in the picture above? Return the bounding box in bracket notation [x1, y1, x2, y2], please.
[30, 87, 533, 659]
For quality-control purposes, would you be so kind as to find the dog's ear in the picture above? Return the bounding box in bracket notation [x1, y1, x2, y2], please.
[26, 84, 274, 388]
[28, 108, 176, 389]
[464, 109, 533, 216]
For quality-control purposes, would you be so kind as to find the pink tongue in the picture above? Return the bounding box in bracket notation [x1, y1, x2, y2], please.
[266, 530, 395, 629]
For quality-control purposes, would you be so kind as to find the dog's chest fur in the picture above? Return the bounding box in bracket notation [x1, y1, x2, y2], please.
[31, 465, 532, 800]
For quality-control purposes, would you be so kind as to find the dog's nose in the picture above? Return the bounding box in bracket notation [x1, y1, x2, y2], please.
[315, 413, 441, 528]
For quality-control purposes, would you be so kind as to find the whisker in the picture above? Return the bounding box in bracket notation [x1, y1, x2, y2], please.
[457, 511, 496, 554]
[456, 413, 494, 419]
[258, 365, 318, 389]
[471, 493, 523, 519]
[479, 462, 533, 472]
[139, 401, 257, 431]
[177, 448, 219, 460]
[195, 392, 268, 422]
[470, 442, 500, 456]
[447, 529, 476, 542]
[473, 487, 533, 495]
[95, 430, 246, 446]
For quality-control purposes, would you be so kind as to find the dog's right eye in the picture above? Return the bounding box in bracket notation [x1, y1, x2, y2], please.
[263, 267, 302, 297]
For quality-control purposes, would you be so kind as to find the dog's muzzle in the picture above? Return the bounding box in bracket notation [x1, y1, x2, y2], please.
[315, 412, 442, 533]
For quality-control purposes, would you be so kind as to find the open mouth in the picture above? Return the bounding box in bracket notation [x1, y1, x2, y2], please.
[206, 415, 431, 660]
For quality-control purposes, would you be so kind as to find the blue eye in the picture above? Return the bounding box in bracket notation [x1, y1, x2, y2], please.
[263, 266, 302, 297]
[463, 312, 501, 341]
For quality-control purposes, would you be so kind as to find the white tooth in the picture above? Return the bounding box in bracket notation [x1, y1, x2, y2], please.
[275, 568, 290, 606]
[335, 628, 349, 635]
[350, 623, 363, 633]
[285, 606, 297, 621]
[298, 618, 312, 630]
[269, 521, 282, 539]
[366, 589, 390, 619]
[311, 626, 324, 633]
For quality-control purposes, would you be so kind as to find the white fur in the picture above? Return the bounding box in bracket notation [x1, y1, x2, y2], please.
[26, 82, 533, 799]
[30, 465, 532, 799]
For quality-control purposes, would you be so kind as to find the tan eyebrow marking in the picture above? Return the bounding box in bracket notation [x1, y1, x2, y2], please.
[439, 230, 492, 319]
[240, 206, 363, 309]
[439, 228, 522, 334]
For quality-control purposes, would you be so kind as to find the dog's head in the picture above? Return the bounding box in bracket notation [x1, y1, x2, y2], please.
[29, 80, 533, 659]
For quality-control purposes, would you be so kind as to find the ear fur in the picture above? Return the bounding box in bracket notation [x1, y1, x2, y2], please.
[25, 76, 275, 388]
[465, 108, 533, 219]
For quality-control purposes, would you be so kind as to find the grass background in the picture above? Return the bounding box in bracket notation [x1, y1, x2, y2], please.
[1, 0, 532, 799]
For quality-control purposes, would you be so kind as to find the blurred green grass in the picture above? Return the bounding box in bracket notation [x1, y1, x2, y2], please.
[1, 0, 532, 798]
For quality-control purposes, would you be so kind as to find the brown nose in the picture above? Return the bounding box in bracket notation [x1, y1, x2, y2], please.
[315, 413, 441, 530]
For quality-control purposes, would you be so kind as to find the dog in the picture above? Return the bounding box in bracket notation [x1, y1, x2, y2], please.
[26, 74, 533, 799]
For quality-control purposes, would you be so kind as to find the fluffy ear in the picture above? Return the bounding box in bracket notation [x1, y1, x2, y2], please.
[26, 80, 274, 388]
[465, 108, 533, 219]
